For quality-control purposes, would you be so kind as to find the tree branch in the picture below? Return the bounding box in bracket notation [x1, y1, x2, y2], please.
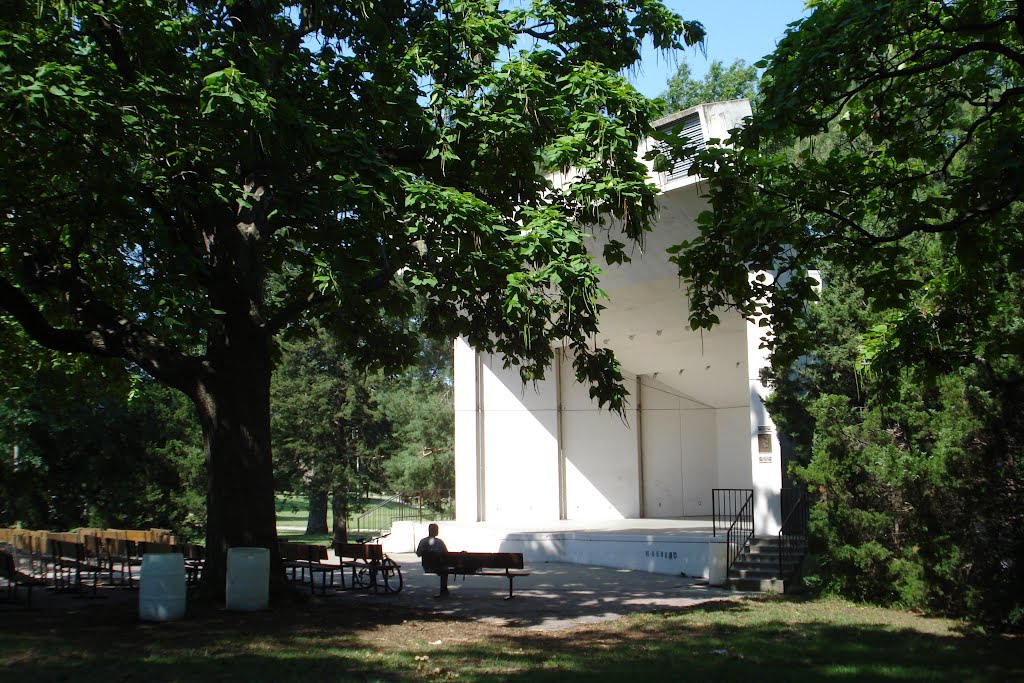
[0, 277, 202, 395]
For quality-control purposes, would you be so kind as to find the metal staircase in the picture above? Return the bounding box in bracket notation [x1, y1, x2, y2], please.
[723, 536, 807, 592]
[721, 488, 810, 593]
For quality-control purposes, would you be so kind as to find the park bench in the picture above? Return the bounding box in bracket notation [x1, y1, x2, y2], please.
[137, 541, 206, 585]
[334, 542, 403, 593]
[49, 538, 104, 596]
[279, 541, 339, 594]
[426, 551, 529, 599]
[0, 548, 47, 608]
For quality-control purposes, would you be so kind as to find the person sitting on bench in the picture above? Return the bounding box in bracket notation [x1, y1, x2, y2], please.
[416, 523, 449, 598]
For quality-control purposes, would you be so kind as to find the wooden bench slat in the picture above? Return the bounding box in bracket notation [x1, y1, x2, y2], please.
[422, 551, 529, 599]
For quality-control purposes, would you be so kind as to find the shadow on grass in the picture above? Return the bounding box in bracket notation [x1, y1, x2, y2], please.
[3, 590, 1020, 682]
[0, 595, 438, 682]
[424, 599, 1023, 682]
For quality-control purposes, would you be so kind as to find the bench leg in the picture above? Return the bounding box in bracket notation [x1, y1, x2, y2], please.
[504, 574, 515, 600]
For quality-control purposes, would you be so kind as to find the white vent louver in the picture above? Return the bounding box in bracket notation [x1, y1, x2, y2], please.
[658, 112, 706, 182]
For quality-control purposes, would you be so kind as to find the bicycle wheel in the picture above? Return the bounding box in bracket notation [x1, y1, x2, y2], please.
[352, 562, 373, 590]
[382, 558, 403, 593]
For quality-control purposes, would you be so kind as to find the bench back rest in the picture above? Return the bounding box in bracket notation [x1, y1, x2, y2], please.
[445, 552, 524, 572]
[51, 538, 84, 561]
[124, 530, 150, 543]
[334, 543, 384, 562]
[280, 542, 328, 563]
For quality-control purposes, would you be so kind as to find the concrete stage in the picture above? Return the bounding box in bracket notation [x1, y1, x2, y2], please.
[381, 517, 731, 584]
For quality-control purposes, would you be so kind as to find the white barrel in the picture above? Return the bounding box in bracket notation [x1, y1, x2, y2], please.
[139, 553, 186, 621]
[226, 547, 270, 611]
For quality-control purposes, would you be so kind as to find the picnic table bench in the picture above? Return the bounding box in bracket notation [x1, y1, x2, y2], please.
[1, 548, 47, 607]
[279, 541, 340, 594]
[425, 551, 529, 599]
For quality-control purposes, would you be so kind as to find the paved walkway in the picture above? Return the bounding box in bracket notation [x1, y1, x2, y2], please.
[3, 553, 746, 632]
[328, 552, 743, 631]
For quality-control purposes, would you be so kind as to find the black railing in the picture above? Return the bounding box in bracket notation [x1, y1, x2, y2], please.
[392, 489, 455, 524]
[351, 490, 454, 539]
[712, 488, 754, 537]
[778, 488, 809, 578]
[351, 494, 403, 539]
[714, 489, 754, 578]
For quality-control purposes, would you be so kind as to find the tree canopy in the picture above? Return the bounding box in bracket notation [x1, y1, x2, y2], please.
[658, 58, 757, 114]
[767, 258, 1024, 628]
[0, 0, 703, 596]
[670, 0, 1024, 628]
[676, 0, 1024, 372]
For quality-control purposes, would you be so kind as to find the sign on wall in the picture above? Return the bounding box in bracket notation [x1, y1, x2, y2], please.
[757, 425, 773, 461]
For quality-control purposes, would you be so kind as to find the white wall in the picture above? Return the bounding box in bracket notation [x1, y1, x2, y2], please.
[746, 288, 782, 535]
[453, 338, 480, 522]
[680, 410, 717, 514]
[638, 376, 720, 517]
[387, 521, 729, 580]
[716, 407, 753, 490]
[480, 355, 561, 522]
[560, 360, 639, 519]
[455, 339, 766, 526]
[639, 378, 683, 517]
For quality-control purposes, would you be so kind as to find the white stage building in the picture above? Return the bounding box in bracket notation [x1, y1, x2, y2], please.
[386, 101, 785, 583]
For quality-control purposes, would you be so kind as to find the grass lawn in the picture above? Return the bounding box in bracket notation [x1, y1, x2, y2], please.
[1, 593, 1019, 682]
[275, 494, 441, 543]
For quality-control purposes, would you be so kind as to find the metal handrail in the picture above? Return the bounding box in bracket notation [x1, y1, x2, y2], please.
[724, 491, 755, 578]
[777, 488, 809, 578]
[712, 488, 754, 537]
[351, 490, 455, 537]
[351, 493, 405, 537]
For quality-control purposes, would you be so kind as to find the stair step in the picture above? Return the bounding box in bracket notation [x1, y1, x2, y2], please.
[733, 552, 802, 564]
[737, 552, 798, 565]
[722, 577, 788, 593]
[729, 567, 786, 579]
[725, 535, 808, 589]
[740, 546, 806, 558]
[747, 538, 807, 549]
[732, 562, 800, 575]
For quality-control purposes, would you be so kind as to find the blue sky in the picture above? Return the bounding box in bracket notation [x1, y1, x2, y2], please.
[628, 0, 810, 98]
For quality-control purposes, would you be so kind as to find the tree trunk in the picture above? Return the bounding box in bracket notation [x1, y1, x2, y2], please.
[331, 479, 349, 548]
[305, 488, 329, 535]
[193, 328, 286, 601]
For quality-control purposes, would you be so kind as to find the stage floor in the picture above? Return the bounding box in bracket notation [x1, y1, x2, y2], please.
[383, 517, 730, 580]
[426, 516, 719, 540]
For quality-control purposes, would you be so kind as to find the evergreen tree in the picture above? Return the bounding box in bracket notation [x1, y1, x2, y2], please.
[271, 332, 390, 542]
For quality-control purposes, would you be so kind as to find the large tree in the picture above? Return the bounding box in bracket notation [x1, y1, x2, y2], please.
[766, 258, 1024, 628]
[675, 0, 1024, 369]
[0, 0, 702, 597]
[669, 0, 1024, 627]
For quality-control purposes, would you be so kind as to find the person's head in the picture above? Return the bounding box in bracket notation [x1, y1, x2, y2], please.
[428, 523, 439, 537]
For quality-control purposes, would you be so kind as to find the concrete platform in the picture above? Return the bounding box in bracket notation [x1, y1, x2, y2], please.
[381, 518, 732, 583]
